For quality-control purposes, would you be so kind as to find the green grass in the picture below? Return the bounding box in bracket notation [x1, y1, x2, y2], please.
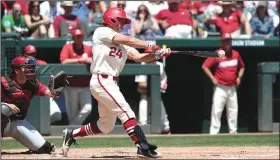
[2, 134, 279, 150]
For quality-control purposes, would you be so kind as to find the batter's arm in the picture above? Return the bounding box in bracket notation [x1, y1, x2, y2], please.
[113, 34, 151, 49]
[127, 47, 156, 62]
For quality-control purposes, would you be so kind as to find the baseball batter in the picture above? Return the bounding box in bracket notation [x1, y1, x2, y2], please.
[202, 33, 245, 135]
[1, 56, 59, 153]
[135, 61, 170, 134]
[61, 7, 171, 158]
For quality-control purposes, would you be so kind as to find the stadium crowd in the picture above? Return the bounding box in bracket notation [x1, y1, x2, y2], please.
[1, 0, 280, 39]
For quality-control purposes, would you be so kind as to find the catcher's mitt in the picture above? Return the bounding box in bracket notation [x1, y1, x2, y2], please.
[48, 71, 68, 97]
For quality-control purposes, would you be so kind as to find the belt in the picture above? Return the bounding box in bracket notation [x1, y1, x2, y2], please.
[100, 74, 118, 81]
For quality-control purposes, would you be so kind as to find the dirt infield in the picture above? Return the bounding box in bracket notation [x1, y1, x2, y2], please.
[2, 146, 279, 159]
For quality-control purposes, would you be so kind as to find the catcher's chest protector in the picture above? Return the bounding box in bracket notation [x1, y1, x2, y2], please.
[1, 76, 36, 112]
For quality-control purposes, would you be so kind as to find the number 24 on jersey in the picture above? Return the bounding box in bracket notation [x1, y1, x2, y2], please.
[109, 47, 122, 59]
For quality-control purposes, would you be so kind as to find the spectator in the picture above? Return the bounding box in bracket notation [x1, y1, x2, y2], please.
[1, 3, 28, 36]
[190, 1, 222, 37]
[1, 1, 29, 17]
[207, 1, 251, 38]
[60, 29, 93, 125]
[23, 44, 62, 123]
[143, 1, 168, 16]
[109, 1, 144, 18]
[134, 4, 163, 39]
[39, 0, 65, 38]
[24, 1, 50, 39]
[72, 1, 90, 24]
[250, 1, 274, 38]
[114, 1, 135, 36]
[155, 1, 195, 38]
[40, 0, 65, 22]
[53, 1, 87, 38]
[23, 45, 47, 65]
[202, 33, 245, 135]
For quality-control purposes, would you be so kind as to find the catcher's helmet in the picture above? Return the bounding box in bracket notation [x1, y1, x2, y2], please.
[11, 56, 37, 80]
[103, 7, 131, 27]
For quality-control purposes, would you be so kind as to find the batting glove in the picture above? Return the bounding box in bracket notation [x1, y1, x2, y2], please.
[148, 44, 161, 53]
[155, 48, 171, 60]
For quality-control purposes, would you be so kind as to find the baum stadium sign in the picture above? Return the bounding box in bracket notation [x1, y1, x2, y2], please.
[232, 39, 265, 46]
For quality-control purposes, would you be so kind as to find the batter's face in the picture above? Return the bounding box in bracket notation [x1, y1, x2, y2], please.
[115, 18, 127, 32]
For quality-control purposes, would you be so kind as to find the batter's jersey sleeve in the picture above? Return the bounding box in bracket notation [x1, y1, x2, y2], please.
[94, 27, 119, 43]
[35, 80, 48, 96]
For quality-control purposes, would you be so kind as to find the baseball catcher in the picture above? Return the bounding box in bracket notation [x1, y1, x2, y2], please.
[1, 55, 67, 154]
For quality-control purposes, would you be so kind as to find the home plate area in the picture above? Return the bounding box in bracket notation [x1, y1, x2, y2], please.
[1, 146, 279, 159]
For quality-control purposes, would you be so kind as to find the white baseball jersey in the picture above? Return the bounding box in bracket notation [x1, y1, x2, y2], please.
[135, 61, 168, 92]
[90, 27, 136, 77]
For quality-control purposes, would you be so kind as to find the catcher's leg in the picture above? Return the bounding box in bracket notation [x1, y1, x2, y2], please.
[4, 120, 55, 153]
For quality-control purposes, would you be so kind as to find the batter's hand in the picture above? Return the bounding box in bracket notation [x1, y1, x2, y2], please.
[148, 44, 161, 53]
[155, 48, 171, 60]
[7, 104, 20, 114]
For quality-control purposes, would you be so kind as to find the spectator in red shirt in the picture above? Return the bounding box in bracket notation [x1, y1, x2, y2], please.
[53, 1, 87, 38]
[202, 33, 245, 135]
[60, 29, 93, 125]
[23, 44, 47, 65]
[207, 1, 251, 37]
[155, 1, 195, 38]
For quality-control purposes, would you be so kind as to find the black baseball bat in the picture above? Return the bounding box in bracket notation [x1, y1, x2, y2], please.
[171, 50, 221, 58]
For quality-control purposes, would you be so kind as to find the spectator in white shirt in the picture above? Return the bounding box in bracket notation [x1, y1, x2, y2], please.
[143, 1, 168, 16]
[40, 0, 64, 38]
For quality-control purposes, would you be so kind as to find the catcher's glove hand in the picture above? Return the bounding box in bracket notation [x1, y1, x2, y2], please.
[48, 71, 68, 97]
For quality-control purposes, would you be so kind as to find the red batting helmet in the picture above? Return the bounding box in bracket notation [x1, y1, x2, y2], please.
[103, 7, 131, 27]
[24, 45, 37, 55]
[11, 56, 37, 80]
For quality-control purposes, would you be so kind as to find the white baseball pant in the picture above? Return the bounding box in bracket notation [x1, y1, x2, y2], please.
[210, 85, 238, 134]
[49, 98, 62, 123]
[64, 86, 93, 125]
[138, 95, 170, 132]
[89, 74, 136, 134]
[3, 120, 46, 151]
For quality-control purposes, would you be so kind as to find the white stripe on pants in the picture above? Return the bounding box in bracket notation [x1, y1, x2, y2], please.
[210, 85, 238, 134]
[64, 86, 92, 125]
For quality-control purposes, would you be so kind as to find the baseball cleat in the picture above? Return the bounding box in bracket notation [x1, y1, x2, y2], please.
[136, 144, 161, 158]
[61, 129, 77, 157]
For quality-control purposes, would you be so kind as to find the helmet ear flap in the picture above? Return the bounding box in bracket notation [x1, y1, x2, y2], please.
[109, 17, 119, 27]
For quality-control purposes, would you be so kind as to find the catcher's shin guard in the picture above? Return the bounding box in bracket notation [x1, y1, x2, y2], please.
[133, 125, 160, 158]
[35, 141, 55, 154]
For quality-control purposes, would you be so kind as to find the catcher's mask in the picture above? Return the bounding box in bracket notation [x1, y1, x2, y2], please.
[11, 56, 37, 81]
